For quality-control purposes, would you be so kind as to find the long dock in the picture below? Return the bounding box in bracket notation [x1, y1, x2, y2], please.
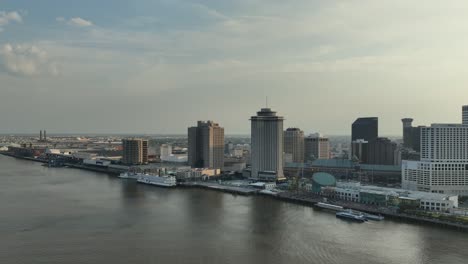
[179, 182, 258, 195]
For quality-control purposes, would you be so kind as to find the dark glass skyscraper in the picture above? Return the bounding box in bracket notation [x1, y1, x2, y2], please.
[351, 117, 378, 141]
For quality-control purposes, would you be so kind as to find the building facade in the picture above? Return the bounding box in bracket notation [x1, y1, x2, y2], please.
[284, 128, 304, 163]
[250, 108, 285, 181]
[401, 118, 422, 152]
[367, 137, 397, 165]
[402, 122, 468, 196]
[188, 121, 225, 170]
[122, 138, 148, 165]
[463, 105, 468, 125]
[304, 133, 330, 161]
[351, 139, 368, 163]
[329, 182, 458, 211]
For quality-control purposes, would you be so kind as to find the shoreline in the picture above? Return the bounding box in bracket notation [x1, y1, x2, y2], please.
[2, 152, 468, 232]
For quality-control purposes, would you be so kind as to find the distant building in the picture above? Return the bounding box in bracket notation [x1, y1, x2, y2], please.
[351, 117, 378, 142]
[401, 118, 422, 152]
[176, 168, 221, 180]
[304, 133, 330, 161]
[188, 121, 224, 170]
[351, 139, 368, 163]
[225, 141, 234, 155]
[367, 137, 397, 165]
[160, 144, 172, 160]
[121, 138, 148, 165]
[250, 108, 285, 181]
[463, 105, 468, 125]
[284, 128, 304, 163]
[403, 123, 468, 196]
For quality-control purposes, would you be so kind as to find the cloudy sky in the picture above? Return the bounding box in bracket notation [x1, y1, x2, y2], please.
[1, 0, 468, 135]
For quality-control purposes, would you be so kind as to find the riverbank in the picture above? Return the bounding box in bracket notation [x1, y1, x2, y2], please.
[2, 153, 468, 231]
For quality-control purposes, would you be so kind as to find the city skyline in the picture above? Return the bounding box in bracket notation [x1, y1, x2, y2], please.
[2, 1, 468, 134]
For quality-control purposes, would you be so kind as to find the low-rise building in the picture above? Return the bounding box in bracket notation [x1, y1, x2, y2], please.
[176, 168, 221, 180]
[324, 182, 458, 211]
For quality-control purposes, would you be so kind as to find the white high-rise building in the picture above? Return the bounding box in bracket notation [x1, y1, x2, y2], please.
[250, 108, 285, 181]
[402, 123, 468, 196]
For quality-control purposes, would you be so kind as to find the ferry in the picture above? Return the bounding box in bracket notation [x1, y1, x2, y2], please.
[336, 210, 366, 222]
[137, 174, 177, 187]
[118, 172, 140, 179]
[315, 202, 344, 211]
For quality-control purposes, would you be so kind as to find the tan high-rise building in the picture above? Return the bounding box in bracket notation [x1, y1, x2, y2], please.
[251, 108, 285, 181]
[188, 121, 224, 170]
[284, 128, 304, 163]
[304, 133, 330, 161]
[122, 138, 148, 165]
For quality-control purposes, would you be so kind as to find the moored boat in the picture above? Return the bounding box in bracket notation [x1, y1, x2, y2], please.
[137, 174, 177, 187]
[336, 211, 366, 222]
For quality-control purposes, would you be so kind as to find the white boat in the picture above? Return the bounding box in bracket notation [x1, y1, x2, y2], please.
[137, 174, 177, 187]
[315, 202, 344, 211]
[118, 172, 140, 179]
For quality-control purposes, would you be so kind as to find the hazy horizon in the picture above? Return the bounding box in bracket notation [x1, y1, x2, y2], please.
[1, 1, 468, 135]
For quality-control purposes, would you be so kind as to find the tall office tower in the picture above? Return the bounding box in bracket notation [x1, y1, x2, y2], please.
[402, 118, 414, 148]
[43, 130, 47, 142]
[250, 108, 285, 181]
[304, 133, 330, 161]
[160, 144, 172, 160]
[188, 121, 225, 170]
[122, 138, 149, 165]
[463, 105, 468, 125]
[402, 123, 468, 195]
[351, 117, 378, 141]
[367, 137, 397, 165]
[351, 139, 368, 163]
[284, 128, 304, 163]
[39, 130, 43, 141]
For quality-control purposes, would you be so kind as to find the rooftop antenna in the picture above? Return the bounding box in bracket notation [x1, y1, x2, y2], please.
[266, 96, 269, 108]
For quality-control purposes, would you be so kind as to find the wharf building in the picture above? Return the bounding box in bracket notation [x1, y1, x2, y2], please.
[250, 108, 285, 181]
[188, 121, 224, 170]
[402, 109, 468, 196]
[326, 182, 458, 212]
[304, 133, 330, 161]
[284, 128, 304, 163]
[121, 138, 148, 165]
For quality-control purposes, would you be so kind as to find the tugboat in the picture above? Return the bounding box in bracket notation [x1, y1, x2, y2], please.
[336, 210, 366, 222]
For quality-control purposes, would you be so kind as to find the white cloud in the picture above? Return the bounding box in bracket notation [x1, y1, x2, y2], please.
[57, 16, 93, 27]
[0, 11, 22, 32]
[68, 17, 93, 27]
[0, 43, 59, 76]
